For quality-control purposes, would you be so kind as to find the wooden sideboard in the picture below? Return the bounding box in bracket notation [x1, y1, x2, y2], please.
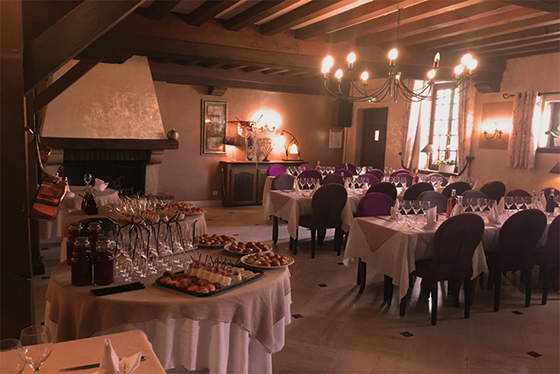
[220, 161, 304, 207]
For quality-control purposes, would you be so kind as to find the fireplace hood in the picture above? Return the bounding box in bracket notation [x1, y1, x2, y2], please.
[41, 56, 176, 195]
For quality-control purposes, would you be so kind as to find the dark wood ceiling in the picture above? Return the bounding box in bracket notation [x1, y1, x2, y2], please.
[22, 0, 560, 95]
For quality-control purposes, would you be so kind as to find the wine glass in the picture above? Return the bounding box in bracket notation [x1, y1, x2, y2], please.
[462, 197, 470, 212]
[401, 200, 412, 227]
[412, 200, 422, 225]
[504, 196, 514, 216]
[514, 196, 524, 211]
[83, 173, 92, 187]
[469, 198, 479, 213]
[401, 176, 408, 189]
[421, 200, 431, 223]
[1, 339, 25, 374]
[19, 325, 53, 371]
[478, 198, 488, 212]
[524, 196, 533, 209]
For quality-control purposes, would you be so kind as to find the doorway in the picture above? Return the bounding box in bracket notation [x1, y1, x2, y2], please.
[360, 107, 388, 169]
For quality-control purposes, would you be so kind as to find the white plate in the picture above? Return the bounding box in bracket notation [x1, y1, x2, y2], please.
[196, 236, 235, 248]
[224, 242, 271, 255]
[240, 253, 294, 269]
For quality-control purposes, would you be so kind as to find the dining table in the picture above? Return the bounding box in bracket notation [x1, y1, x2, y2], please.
[45, 247, 292, 374]
[343, 210, 554, 302]
[262, 188, 364, 239]
[10, 330, 166, 373]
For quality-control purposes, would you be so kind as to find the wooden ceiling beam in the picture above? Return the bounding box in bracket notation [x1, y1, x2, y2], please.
[136, 0, 181, 20]
[406, 13, 559, 51]
[295, 0, 426, 40]
[457, 31, 560, 55]
[24, 0, 146, 94]
[485, 46, 560, 60]
[175, 1, 241, 27]
[500, 0, 559, 13]
[476, 40, 560, 57]
[326, 0, 485, 44]
[261, 0, 359, 36]
[221, 1, 298, 31]
[356, 1, 515, 46]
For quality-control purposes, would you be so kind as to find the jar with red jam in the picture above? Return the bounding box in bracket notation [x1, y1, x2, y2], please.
[66, 222, 82, 265]
[88, 222, 103, 257]
[94, 237, 114, 286]
[71, 237, 92, 286]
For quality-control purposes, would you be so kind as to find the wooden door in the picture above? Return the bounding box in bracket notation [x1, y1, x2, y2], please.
[360, 108, 388, 169]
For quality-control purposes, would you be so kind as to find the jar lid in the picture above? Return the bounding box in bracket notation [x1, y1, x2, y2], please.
[69, 222, 82, 227]
[75, 237, 89, 242]
[88, 222, 101, 227]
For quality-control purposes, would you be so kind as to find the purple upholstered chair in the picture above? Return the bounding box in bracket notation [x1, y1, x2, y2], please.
[321, 172, 342, 185]
[505, 189, 532, 197]
[534, 215, 560, 304]
[267, 164, 287, 177]
[337, 163, 357, 175]
[271, 174, 295, 244]
[479, 181, 506, 202]
[359, 173, 380, 188]
[356, 192, 394, 218]
[418, 191, 447, 214]
[368, 169, 384, 181]
[391, 168, 411, 177]
[367, 182, 397, 201]
[337, 169, 353, 178]
[299, 163, 315, 171]
[297, 169, 322, 182]
[461, 189, 489, 200]
[403, 182, 434, 201]
[392, 173, 413, 188]
[442, 181, 471, 198]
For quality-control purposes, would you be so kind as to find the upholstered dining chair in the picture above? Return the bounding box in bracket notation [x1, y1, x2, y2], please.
[391, 168, 410, 176]
[321, 172, 342, 185]
[368, 169, 384, 181]
[461, 190, 490, 211]
[441, 181, 471, 198]
[418, 191, 447, 214]
[403, 182, 434, 201]
[355, 192, 395, 295]
[394, 173, 413, 188]
[299, 163, 315, 170]
[534, 215, 560, 305]
[486, 209, 547, 312]
[267, 164, 286, 177]
[337, 163, 357, 175]
[295, 184, 348, 258]
[401, 213, 485, 325]
[505, 188, 532, 197]
[270, 174, 295, 244]
[359, 173, 380, 187]
[297, 169, 322, 182]
[426, 173, 448, 186]
[479, 181, 506, 202]
[367, 182, 397, 201]
[337, 168, 353, 178]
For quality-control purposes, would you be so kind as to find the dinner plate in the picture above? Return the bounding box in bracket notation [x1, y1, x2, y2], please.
[197, 237, 235, 248]
[240, 254, 294, 269]
[224, 243, 271, 255]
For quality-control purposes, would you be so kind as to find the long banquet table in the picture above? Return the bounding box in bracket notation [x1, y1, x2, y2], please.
[45, 247, 291, 374]
[343, 211, 553, 301]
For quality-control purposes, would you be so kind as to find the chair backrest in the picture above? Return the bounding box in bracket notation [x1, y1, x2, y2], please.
[297, 169, 322, 180]
[541, 187, 560, 199]
[479, 181, 506, 202]
[418, 191, 447, 214]
[368, 169, 384, 181]
[337, 169, 353, 178]
[496, 209, 547, 272]
[505, 188, 532, 197]
[391, 169, 411, 177]
[426, 173, 448, 186]
[360, 173, 380, 187]
[356, 192, 394, 217]
[299, 163, 315, 171]
[403, 182, 434, 201]
[461, 190, 489, 200]
[321, 172, 342, 185]
[393, 173, 412, 187]
[267, 164, 287, 177]
[337, 163, 357, 175]
[428, 214, 485, 281]
[442, 181, 471, 198]
[310, 184, 348, 229]
[540, 215, 560, 266]
[271, 174, 295, 191]
[367, 182, 397, 201]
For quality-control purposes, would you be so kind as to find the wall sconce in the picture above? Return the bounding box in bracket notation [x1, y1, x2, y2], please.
[281, 130, 300, 160]
[549, 161, 560, 174]
[479, 122, 509, 150]
[483, 127, 503, 140]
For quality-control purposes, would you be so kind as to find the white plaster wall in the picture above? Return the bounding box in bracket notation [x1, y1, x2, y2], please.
[42, 56, 166, 139]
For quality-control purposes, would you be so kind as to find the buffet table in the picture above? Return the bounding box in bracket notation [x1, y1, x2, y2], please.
[45, 248, 292, 374]
[39, 186, 119, 241]
[262, 189, 363, 239]
[13, 330, 165, 373]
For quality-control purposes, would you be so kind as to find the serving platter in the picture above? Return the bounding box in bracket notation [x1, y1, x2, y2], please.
[196, 235, 235, 248]
[224, 242, 271, 255]
[240, 253, 294, 269]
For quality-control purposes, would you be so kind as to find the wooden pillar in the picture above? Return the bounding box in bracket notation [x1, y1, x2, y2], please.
[1, 0, 35, 338]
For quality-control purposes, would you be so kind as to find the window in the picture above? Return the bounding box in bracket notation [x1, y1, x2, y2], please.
[536, 95, 560, 150]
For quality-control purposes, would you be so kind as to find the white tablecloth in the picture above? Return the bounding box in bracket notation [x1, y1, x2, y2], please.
[263, 189, 363, 239]
[262, 176, 275, 206]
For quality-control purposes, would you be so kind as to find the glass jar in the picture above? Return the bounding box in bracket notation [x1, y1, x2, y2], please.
[94, 237, 114, 286]
[71, 237, 92, 286]
[66, 222, 82, 265]
[88, 222, 103, 257]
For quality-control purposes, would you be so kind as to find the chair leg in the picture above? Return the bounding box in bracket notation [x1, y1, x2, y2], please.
[399, 274, 413, 317]
[293, 228, 298, 255]
[311, 229, 316, 259]
[431, 281, 438, 325]
[334, 228, 342, 256]
[464, 278, 473, 319]
[358, 259, 366, 294]
[494, 272, 501, 312]
[541, 267, 549, 305]
[384, 275, 393, 305]
[524, 268, 532, 307]
[272, 216, 279, 244]
[317, 229, 326, 246]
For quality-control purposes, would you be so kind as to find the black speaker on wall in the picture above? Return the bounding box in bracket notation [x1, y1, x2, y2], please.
[337, 99, 353, 128]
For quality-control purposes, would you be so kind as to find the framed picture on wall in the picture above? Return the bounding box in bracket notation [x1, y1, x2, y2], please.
[201, 100, 227, 155]
[329, 129, 343, 148]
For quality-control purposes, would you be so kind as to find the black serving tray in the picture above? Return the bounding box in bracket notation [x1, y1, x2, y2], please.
[155, 269, 264, 297]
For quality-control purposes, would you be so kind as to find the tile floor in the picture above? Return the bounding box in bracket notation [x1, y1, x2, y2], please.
[34, 206, 560, 374]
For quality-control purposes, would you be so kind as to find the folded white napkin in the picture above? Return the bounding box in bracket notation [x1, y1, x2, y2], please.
[94, 178, 109, 192]
[434, 182, 444, 193]
[497, 197, 505, 214]
[94, 339, 142, 374]
[292, 178, 300, 193]
[488, 204, 501, 225]
[472, 179, 482, 190]
[390, 199, 400, 221]
[423, 207, 438, 230]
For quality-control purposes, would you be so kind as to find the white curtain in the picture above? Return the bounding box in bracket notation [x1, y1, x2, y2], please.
[507, 91, 540, 169]
[457, 82, 476, 171]
[400, 80, 421, 169]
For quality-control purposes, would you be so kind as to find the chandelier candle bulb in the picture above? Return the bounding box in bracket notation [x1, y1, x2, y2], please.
[454, 65, 464, 79]
[360, 71, 369, 85]
[335, 69, 343, 82]
[347, 52, 356, 69]
[427, 69, 436, 80]
[433, 52, 440, 69]
[388, 48, 398, 66]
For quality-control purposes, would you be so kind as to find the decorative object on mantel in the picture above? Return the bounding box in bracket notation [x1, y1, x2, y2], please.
[201, 100, 227, 155]
[420, 144, 434, 169]
[259, 138, 274, 162]
[166, 129, 179, 140]
[281, 130, 300, 160]
[320, 9, 477, 103]
[236, 120, 257, 161]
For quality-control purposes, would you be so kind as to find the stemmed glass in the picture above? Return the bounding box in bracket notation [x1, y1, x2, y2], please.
[401, 176, 408, 189]
[478, 198, 488, 213]
[83, 173, 92, 187]
[1, 339, 25, 374]
[401, 200, 412, 227]
[504, 196, 514, 216]
[421, 200, 431, 224]
[19, 325, 53, 371]
[469, 198, 479, 213]
[524, 196, 533, 209]
[514, 196, 524, 212]
[412, 200, 422, 225]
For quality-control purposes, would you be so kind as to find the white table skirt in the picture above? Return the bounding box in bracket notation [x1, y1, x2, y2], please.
[45, 293, 291, 374]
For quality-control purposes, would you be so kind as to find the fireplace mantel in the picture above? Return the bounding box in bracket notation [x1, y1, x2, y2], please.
[41, 137, 178, 150]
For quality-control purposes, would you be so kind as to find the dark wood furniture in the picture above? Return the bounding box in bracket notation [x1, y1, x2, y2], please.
[220, 161, 304, 207]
